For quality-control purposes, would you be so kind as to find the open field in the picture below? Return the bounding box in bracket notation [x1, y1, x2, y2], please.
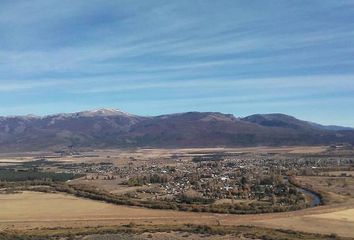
[0, 191, 215, 227]
[1, 191, 354, 238]
[296, 176, 354, 202]
[2, 224, 344, 240]
[324, 171, 354, 177]
[310, 209, 354, 221]
[253, 214, 354, 239]
[0, 146, 328, 165]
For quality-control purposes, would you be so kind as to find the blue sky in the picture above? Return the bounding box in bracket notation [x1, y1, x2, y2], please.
[1, 0, 354, 126]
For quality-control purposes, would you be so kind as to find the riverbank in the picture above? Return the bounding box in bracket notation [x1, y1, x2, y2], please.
[285, 177, 322, 207]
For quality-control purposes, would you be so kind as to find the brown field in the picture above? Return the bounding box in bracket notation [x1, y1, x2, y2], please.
[296, 176, 354, 201]
[324, 171, 354, 177]
[253, 214, 354, 238]
[310, 209, 354, 221]
[0, 146, 328, 165]
[82, 232, 243, 240]
[1, 191, 354, 238]
[0, 191, 215, 227]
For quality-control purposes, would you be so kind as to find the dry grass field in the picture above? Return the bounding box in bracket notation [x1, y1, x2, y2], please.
[81, 232, 250, 240]
[0, 146, 328, 166]
[253, 213, 354, 238]
[310, 209, 354, 221]
[1, 191, 354, 238]
[324, 171, 354, 177]
[296, 176, 354, 201]
[0, 191, 216, 228]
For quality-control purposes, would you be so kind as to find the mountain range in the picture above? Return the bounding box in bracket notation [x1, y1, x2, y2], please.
[0, 108, 353, 151]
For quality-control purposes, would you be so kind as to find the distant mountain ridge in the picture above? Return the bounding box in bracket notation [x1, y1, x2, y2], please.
[241, 113, 353, 131]
[0, 109, 353, 151]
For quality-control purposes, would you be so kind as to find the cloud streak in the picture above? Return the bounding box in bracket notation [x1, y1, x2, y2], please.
[0, 80, 70, 92]
[0, 1, 354, 125]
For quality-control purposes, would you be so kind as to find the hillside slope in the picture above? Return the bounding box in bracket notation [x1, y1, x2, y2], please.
[0, 109, 353, 151]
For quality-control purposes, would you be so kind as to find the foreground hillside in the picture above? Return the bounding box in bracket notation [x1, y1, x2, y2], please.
[0, 109, 353, 151]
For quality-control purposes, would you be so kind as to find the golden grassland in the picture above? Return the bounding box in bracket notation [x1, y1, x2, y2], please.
[310, 209, 354, 221]
[0, 191, 213, 225]
[0, 191, 353, 238]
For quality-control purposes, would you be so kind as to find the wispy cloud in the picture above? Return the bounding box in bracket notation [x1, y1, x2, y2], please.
[0, 1, 354, 125]
[67, 74, 354, 93]
[0, 80, 70, 92]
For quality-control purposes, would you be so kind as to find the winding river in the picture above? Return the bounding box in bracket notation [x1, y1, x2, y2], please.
[284, 177, 322, 207]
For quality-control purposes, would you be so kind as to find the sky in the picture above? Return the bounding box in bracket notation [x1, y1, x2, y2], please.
[0, 0, 354, 126]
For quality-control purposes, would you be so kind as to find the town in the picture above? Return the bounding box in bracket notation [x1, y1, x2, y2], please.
[2, 146, 352, 215]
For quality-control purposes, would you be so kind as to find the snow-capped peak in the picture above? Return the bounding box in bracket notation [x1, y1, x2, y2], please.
[42, 108, 134, 120]
[77, 108, 133, 117]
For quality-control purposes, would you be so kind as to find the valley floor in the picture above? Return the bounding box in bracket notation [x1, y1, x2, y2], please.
[0, 191, 353, 238]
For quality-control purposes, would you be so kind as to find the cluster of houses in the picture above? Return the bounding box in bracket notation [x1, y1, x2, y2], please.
[52, 151, 353, 204]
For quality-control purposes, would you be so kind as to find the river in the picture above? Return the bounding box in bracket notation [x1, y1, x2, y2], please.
[284, 177, 321, 207]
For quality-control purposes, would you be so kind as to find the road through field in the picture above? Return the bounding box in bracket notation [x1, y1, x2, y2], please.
[0, 191, 353, 238]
